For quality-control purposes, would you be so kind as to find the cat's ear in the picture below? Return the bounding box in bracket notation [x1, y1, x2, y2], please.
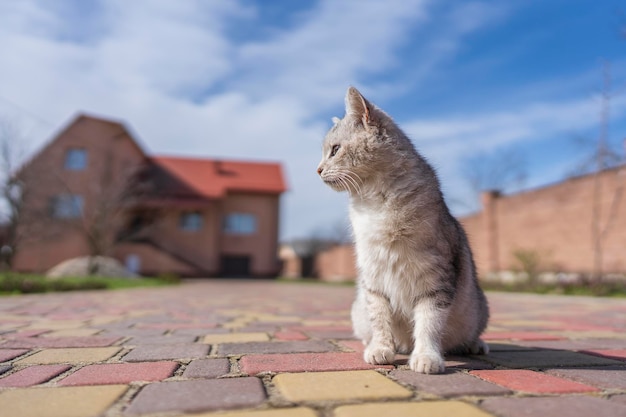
[332, 117, 341, 125]
[345, 87, 371, 126]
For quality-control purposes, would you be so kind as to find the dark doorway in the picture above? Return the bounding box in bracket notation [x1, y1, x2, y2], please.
[220, 255, 251, 277]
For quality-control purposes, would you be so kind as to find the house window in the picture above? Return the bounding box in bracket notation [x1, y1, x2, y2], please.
[180, 212, 203, 231]
[51, 194, 83, 219]
[223, 213, 256, 235]
[64, 148, 87, 170]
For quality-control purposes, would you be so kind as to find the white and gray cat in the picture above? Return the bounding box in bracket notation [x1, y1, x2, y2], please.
[317, 87, 489, 374]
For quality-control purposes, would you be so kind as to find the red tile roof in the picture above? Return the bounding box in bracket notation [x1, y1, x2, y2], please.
[150, 156, 287, 199]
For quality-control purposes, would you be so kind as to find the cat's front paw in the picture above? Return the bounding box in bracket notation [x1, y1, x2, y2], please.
[364, 344, 395, 365]
[409, 352, 445, 374]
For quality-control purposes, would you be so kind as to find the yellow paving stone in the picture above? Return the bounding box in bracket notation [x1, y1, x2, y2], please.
[27, 320, 86, 330]
[43, 328, 102, 337]
[273, 371, 412, 402]
[252, 314, 301, 322]
[334, 401, 494, 417]
[188, 407, 318, 417]
[15, 347, 121, 364]
[89, 316, 124, 325]
[0, 385, 128, 417]
[222, 319, 254, 329]
[202, 333, 270, 344]
[552, 330, 626, 339]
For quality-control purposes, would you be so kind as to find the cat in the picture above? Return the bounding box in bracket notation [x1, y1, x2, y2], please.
[317, 87, 489, 374]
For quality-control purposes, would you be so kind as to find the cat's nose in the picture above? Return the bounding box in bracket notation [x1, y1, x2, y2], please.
[317, 167, 323, 175]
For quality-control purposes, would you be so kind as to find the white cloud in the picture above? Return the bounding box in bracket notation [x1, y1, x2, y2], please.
[1, 0, 620, 240]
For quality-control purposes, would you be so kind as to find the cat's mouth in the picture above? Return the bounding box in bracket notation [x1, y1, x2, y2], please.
[323, 178, 345, 191]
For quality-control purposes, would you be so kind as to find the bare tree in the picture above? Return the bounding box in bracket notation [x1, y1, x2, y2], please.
[576, 62, 625, 283]
[461, 148, 527, 211]
[0, 117, 29, 270]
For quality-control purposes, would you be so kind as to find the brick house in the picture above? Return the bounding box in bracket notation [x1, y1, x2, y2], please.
[13, 114, 287, 277]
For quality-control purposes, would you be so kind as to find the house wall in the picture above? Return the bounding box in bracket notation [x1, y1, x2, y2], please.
[315, 244, 357, 282]
[461, 167, 626, 277]
[220, 193, 281, 276]
[14, 116, 146, 273]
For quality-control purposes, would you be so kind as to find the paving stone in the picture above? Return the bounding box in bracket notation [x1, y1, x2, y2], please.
[482, 331, 564, 341]
[43, 328, 102, 338]
[546, 366, 626, 389]
[390, 369, 510, 397]
[183, 358, 230, 378]
[481, 349, 624, 368]
[123, 344, 209, 361]
[610, 394, 626, 406]
[445, 356, 494, 370]
[334, 401, 494, 417]
[485, 342, 537, 352]
[0, 384, 128, 417]
[218, 340, 337, 356]
[0, 365, 10, 375]
[172, 327, 231, 336]
[125, 378, 266, 414]
[16, 347, 121, 364]
[59, 361, 178, 386]
[480, 395, 626, 417]
[0, 364, 71, 387]
[26, 320, 86, 330]
[273, 331, 309, 341]
[273, 370, 412, 402]
[187, 407, 318, 417]
[240, 352, 395, 375]
[203, 333, 270, 344]
[582, 349, 626, 361]
[470, 369, 598, 393]
[2, 336, 121, 348]
[125, 335, 197, 345]
[0, 348, 29, 362]
[517, 338, 626, 350]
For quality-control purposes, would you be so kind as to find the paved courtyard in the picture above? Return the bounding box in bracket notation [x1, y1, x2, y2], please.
[0, 280, 625, 417]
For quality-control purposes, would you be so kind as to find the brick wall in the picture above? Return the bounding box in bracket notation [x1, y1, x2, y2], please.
[461, 167, 626, 277]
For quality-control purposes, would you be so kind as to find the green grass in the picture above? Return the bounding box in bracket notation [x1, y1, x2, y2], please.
[0, 272, 180, 295]
[481, 280, 626, 297]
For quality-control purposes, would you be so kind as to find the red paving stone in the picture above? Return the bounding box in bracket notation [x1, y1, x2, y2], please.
[240, 352, 395, 375]
[58, 361, 179, 386]
[581, 349, 626, 361]
[0, 349, 29, 362]
[470, 369, 599, 393]
[0, 364, 71, 387]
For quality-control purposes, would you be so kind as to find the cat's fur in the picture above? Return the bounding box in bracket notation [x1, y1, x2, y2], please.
[317, 87, 489, 374]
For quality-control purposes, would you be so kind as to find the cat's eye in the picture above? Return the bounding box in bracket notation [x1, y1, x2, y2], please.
[330, 145, 340, 157]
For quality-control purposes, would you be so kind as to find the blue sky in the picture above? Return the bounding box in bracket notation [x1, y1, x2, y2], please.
[1, 0, 625, 240]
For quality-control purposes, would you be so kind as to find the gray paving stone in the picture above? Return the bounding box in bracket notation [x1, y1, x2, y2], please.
[610, 394, 626, 406]
[482, 349, 624, 368]
[486, 342, 537, 352]
[480, 395, 626, 417]
[122, 344, 209, 362]
[0, 365, 10, 375]
[390, 369, 510, 397]
[546, 366, 626, 390]
[124, 335, 197, 345]
[217, 340, 337, 356]
[183, 358, 230, 378]
[125, 377, 265, 414]
[1, 336, 121, 349]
